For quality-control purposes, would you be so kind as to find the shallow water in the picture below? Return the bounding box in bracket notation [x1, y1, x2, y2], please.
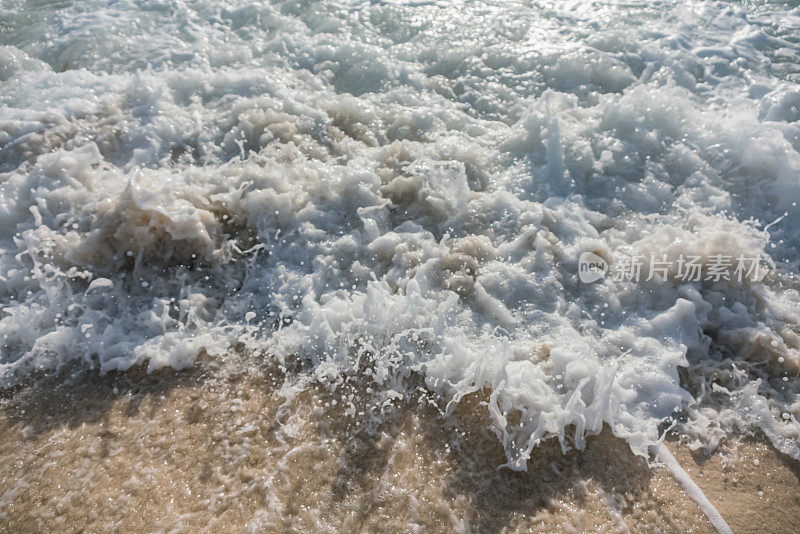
[2, 362, 798, 532]
[0, 364, 725, 532]
[1, 0, 799, 482]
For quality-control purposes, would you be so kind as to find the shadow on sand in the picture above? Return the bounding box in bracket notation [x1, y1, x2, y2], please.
[3, 359, 795, 532]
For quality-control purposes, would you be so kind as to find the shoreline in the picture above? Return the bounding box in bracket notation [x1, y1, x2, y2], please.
[1, 364, 797, 532]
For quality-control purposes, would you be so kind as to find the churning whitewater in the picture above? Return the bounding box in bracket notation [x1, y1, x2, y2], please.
[1, 0, 799, 471]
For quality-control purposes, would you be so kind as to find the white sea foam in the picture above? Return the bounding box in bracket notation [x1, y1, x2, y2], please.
[1, 0, 799, 468]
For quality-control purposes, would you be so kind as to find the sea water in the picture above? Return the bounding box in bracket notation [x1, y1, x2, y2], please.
[1, 0, 799, 472]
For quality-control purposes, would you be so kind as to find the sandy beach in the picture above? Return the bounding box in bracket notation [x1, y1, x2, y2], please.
[3, 1, 800, 529]
[1, 361, 797, 533]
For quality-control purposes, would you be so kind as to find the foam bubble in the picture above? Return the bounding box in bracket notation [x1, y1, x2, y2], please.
[1, 0, 799, 469]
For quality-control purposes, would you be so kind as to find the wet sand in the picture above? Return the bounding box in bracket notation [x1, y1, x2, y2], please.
[0, 361, 798, 533]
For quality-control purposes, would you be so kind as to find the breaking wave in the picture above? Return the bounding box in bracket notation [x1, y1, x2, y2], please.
[1, 0, 799, 469]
